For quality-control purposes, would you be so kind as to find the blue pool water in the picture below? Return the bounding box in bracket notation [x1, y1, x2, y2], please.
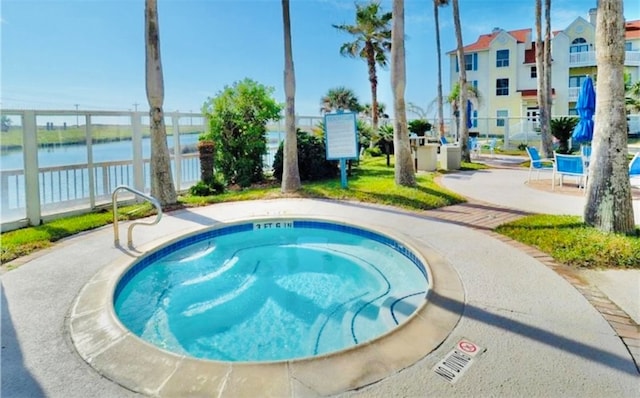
[114, 220, 429, 362]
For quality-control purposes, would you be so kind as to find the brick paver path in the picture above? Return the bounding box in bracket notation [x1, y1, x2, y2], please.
[423, 196, 640, 373]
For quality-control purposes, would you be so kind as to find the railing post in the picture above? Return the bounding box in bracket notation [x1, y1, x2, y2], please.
[86, 114, 96, 207]
[131, 111, 145, 192]
[172, 113, 182, 190]
[23, 110, 41, 226]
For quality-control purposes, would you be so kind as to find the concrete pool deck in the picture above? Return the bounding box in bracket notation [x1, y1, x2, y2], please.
[2, 166, 639, 397]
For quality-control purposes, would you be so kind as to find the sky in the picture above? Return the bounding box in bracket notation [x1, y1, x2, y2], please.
[1, 0, 639, 119]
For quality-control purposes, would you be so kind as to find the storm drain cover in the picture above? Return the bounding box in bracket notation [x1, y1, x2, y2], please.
[433, 339, 485, 384]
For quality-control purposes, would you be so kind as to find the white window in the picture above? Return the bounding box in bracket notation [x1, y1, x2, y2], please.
[569, 75, 588, 88]
[496, 49, 509, 67]
[570, 38, 589, 53]
[496, 110, 508, 127]
[496, 79, 509, 96]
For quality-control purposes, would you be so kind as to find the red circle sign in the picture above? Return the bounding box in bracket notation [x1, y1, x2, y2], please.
[458, 341, 477, 353]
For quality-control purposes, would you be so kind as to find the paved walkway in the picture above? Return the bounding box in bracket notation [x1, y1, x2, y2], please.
[435, 154, 640, 371]
[2, 158, 639, 397]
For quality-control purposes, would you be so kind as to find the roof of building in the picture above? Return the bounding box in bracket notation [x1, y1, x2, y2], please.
[626, 20, 640, 40]
[448, 28, 531, 53]
[449, 19, 640, 55]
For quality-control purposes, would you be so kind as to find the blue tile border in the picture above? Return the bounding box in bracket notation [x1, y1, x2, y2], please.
[114, 219, 428, 303]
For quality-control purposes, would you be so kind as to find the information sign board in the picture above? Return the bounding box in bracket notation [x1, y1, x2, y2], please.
[324, 112, 358, 160]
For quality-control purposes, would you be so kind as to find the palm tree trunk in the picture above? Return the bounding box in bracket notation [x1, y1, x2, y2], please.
[366, 43, 379, 148]
[145, 0, 176, 206]
[434, 0, 445, 138]
[540, 0, 554, 158]
[584, 0, 635, 233]
[535, 0, 547, 153]
[452, 0, 469, 162]
[281, 0, 301, 192]
[391, 0, 415, 186]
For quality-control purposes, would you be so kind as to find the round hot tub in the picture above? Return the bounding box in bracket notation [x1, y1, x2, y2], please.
[114, 219, 429, 362]
[69, 215, 463, 397]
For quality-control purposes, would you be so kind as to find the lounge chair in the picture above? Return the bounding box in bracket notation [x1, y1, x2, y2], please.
[440, 136, 449, 146]
[630, 152, 640, 186]
[630, 152, 640, 177]
[468, 137, 479, 158]
[525, 147, 553, 182]
[553, 153, 587, 191]
[487, 137, 497, 156]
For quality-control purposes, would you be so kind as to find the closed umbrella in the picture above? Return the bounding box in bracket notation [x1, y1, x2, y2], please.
[572, 76, 596, 143]
[466, 100, 473, 129]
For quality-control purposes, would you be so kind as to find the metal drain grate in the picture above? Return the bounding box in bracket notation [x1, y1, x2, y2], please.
[433, 339, 484, 384]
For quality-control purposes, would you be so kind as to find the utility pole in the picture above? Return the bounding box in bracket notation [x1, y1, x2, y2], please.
[133, 103, 139, 112]
[74, 104, 79, 127]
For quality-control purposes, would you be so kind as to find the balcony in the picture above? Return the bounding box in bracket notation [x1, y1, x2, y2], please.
[569, 50, 640, 67]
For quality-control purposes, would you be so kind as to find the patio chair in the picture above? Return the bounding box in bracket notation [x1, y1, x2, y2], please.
[468, 137, 479, 158]
[553, 153, 587, 191]
[525, 146, 553, 182]
[487, 137, 497, 156]
[630, 152, 640, 187]
[630, 152, 640, 177]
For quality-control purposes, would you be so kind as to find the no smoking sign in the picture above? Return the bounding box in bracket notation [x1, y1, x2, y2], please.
[457, 339, 483, 357]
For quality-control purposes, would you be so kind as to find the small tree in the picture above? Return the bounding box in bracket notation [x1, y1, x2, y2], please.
[550, 117, 578, 154]
[1, 116, 11, 132]
[201, 78, 282, 187]
[377, 124, 394, 166]
[408, 119, 432, 137]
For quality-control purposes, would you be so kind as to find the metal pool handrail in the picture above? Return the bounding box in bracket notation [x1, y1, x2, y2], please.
[112, 185, 163, 247]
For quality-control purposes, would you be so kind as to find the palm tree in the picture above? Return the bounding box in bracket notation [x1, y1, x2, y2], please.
[281, 0, 301, 193]
[447, 81, 481, 143]
[451, 0, 470, 162]
[433, 0, 450, 138]
[145, 0, 177, 206]
[584, 0, 635, 234]
[377, 123, 394, 167]
[535, 0, 554, 158]
[625, 74, 640, 113]
[320, 87, 361, 113]
[550, 116, 578, 154]
[333, 1, 392, 145]
[361, 102, 388, 120]
[391, 0, 415, 186]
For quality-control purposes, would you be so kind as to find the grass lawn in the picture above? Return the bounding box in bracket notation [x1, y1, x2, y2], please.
[1, 155, 638, 269]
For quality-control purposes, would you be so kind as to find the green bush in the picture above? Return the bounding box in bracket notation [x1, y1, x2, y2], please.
[551, 117, 579, 154]
[189, 175, 225, 196]
[201, 78, 282, 187]
[364, 147, 383, 157]
[408, 119, 432, 136]
[272, 130, 339, 181]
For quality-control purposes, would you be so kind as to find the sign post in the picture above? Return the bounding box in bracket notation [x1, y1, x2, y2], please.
[324, 111, 358, 188]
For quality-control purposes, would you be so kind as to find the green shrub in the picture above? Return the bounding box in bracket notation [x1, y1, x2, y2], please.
[364, 147, 382, 157]
[272, 130, 339, 181]
[408, 119, 432, 136]
[517, 142, 528, 151]
[551, 117, 579, 154]
[189, 175, 225, 196]
[201, 78, 282, 187]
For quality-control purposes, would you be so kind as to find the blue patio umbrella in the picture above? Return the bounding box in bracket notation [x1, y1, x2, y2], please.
[466, 100, 473, 129]
[572, 76, 596, 143]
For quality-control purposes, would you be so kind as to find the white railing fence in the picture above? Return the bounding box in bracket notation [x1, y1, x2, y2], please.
[0, 109, 207, 232]
[1, 109, 638, 232]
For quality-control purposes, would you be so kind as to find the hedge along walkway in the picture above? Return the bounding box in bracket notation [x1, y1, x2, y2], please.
[421, 196, 640, 373]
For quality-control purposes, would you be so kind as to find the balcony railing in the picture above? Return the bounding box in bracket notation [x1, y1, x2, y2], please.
[569, 50, 640, 67]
